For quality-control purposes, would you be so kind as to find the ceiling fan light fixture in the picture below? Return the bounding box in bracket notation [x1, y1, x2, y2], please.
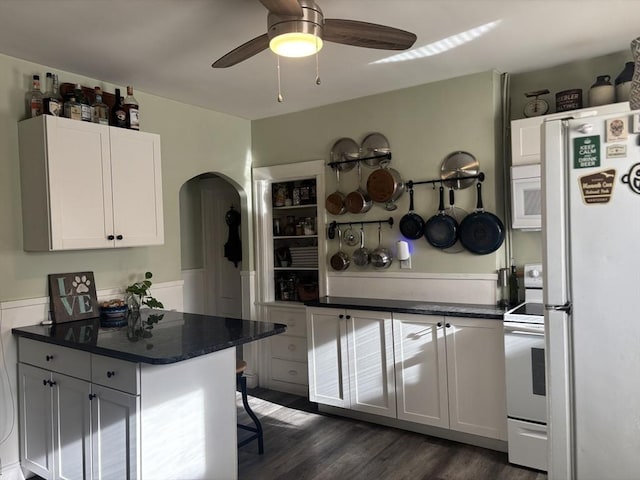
[270, 32, 323, 57]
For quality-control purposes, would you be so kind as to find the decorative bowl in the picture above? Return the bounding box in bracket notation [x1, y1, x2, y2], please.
[99, 300, 128, 320]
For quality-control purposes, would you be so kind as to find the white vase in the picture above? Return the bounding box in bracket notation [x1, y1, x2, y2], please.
[630, 37, 640, 109]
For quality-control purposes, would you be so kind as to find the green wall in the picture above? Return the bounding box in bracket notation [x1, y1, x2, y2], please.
[0, 53, 252, 302]
[252, 70, 507, 274]
[509, 50, 632, 266]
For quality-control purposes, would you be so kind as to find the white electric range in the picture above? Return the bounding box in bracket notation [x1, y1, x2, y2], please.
[503, 264, 547, 472]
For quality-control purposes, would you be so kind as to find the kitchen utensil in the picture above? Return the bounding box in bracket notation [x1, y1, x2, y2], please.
[370, 223, 393, 269]
[345, 162, 373, 214]
[330, 227, 351, 271]
[352, 224, 370, 266]
[325, 167, 346, 215]
[366, 161, 405, 204]
[399, 188, 425, 240]
[342, 225, 360, 247]
[424, 186, 458, 249]
[440, 151, 479, 190]
[360, 132, 391, 168]
[330, 137, 359, 172]
[458, 182, 505, 255]
[442, 187, 467, 254]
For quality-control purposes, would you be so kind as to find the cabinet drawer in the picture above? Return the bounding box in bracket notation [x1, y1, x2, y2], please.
[271, 358, 308, 386]
[91, 354, 140, 395]
[268, 307, 306, 336]
[271, 335, 307, 362]
[19, 337, 90, 380]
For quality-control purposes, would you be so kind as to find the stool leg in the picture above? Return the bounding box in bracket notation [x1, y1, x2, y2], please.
[238, 374, 264, 454]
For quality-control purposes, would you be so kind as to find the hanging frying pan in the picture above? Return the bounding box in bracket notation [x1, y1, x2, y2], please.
[458, 182, 505, 255]
[399, 188, 425, 240]
[442, 188, 467, 254]
[424, 186, 458, 249]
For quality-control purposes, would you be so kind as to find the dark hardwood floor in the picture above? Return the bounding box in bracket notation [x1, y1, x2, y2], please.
[238, 388, 547, 480]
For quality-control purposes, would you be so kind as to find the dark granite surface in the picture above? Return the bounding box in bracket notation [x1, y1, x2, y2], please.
[12, 310, 286, 365]
[305, 296, 505, 320]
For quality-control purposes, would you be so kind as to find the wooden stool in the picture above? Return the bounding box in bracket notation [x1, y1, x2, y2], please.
[236, 360, 264, 454]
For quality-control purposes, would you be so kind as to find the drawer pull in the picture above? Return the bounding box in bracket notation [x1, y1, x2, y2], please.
[46, 380, 56, 387]
[45, 355, 54, 361]
[288, 344, 296, 351]
[106, 371, 116, 378]
[42, 379, 48, 386]
[89, 393, 96, 400]
[288, 370, 298, 376]
[437, 322, 442, 327]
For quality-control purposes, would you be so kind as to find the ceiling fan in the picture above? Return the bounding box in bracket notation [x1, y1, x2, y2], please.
[212, 0, 417, 68]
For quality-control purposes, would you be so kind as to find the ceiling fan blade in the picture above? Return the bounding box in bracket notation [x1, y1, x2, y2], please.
[212, 33, 270, 68]
[258, 0, 303, 16]
[324, 19, 417, 50]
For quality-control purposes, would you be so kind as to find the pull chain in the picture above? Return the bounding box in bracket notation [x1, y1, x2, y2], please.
[277, 55, 284, 102]
[315, 35, 321, 85]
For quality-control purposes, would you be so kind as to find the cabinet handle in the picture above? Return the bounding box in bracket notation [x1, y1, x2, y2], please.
[106, 371, 116, 378]
[42, 379, 48, 386]
[445, 323, 451, 328]
[107, 235, 115, 240]
[89, 393, 96, 400]
[48, 380, 57, 387]
[116, 235, 123, 240]
[45, 355, 54, 361]
[338, 314, 344, 319]
[437, 322, 442, 327]
[346, 315, 351, 320]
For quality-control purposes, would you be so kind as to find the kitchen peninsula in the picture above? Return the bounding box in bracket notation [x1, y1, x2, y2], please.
[12, 311, 286, 480]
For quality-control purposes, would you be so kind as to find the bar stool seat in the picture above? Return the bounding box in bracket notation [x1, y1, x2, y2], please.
[236, 359, 264, 454]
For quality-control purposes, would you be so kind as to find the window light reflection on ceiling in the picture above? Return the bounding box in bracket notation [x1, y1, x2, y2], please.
[371, 20, 501, 64]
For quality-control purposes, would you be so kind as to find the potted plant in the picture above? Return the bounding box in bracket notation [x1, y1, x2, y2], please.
[125, 272, 164, 341]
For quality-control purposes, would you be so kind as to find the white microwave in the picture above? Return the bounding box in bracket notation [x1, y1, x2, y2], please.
[511, 164, 541, 230]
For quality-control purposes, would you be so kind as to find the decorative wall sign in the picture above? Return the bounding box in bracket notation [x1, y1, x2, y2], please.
[578, 169, 616, 204]
[621, 163, 640, 195]
[606, 118, 628, 142]
[606, 144, 627, 159]
[573, 136, 600, 169]
[48, 271, 99, 323]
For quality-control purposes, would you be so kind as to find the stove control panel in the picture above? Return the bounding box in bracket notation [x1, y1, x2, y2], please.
[524, 263, 543, 289]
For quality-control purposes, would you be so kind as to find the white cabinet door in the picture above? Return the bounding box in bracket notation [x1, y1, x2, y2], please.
[109, 127, 163, 247]
[346, 310, 396, 418]
[444, 317, 507, 440]
[18, 364, 54, 479]
[393, 313, 449, 428]
[306, 307, 349, 408]
[52, 372, 92, 480]
[91, 384, 140, 480]
[44, 116, 113, 250]
[511, 117, 544, 166]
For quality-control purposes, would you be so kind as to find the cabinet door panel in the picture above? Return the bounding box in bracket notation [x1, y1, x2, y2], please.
[445, 317, 507, 440]
[47, 117, 113, 249]
[346, 310, 396, 418]
[393, 314, 449, 428]
[52, 373, 91, 480]
[18, 364, 53, 479]
[91, 385, 140, 480]
[307, 308, 349, 407]
[109, 128, 163, 247]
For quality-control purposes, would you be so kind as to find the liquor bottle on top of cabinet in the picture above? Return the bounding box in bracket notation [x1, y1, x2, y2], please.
[63, 95, 82, 121]
[91, 87, 109, 125]
[74, 83, 92, 122]
[124, 86, 139, 130]
[111, 88, 127, 128]
[42, 73, 62, 116]
[26, 74, 43, 118]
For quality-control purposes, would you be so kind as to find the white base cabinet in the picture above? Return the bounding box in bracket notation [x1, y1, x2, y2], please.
[394, 313, 507, 440]
[307, 308, 396, 418]
[18, 115, 164, 251]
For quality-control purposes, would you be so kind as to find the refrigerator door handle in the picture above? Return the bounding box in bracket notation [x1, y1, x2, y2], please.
[544, 302, 572, 314]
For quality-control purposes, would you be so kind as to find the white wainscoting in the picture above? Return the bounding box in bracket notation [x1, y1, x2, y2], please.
[0, 280, 184, 478]
[182, 268, 206, 314]
[327, 272, 498, 305]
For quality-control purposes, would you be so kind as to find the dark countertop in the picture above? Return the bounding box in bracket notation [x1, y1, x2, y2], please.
[305, 296, 505, 320]
[12, 310, 286, 365]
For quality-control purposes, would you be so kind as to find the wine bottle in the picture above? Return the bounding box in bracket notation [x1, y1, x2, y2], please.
[25, 74, 43, 118]
[111, 88, 127, 128]
[123, 85, 139, 130]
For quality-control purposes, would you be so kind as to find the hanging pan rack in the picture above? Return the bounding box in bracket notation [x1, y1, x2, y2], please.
[327, 217, 394, 239]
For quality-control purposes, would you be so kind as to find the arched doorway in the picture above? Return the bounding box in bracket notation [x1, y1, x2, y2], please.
[179, 173, 243, 318]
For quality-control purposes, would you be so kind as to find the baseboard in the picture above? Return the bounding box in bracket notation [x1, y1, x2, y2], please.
[0, 460, 26, 480]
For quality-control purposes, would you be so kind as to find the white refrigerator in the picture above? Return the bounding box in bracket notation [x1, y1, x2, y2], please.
[542, 109, 640, 480]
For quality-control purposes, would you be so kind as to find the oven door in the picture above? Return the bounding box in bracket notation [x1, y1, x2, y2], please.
[504, 321, 547, 423]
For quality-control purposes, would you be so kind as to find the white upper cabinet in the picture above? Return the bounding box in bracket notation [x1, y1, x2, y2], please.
[18, 116, 164, 251]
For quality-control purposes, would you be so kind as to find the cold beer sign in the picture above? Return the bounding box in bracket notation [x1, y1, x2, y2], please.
[48, 271, 99, 323]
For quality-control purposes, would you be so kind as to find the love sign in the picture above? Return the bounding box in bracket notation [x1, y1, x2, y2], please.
[48, 271, 99, 323]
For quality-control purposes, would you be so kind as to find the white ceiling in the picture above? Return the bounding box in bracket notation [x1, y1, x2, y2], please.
[0, 0, 638, 120]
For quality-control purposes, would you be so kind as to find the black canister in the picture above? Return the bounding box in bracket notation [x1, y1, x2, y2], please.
[615, 62, 634, 102]
[556, 89, 583, 112]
